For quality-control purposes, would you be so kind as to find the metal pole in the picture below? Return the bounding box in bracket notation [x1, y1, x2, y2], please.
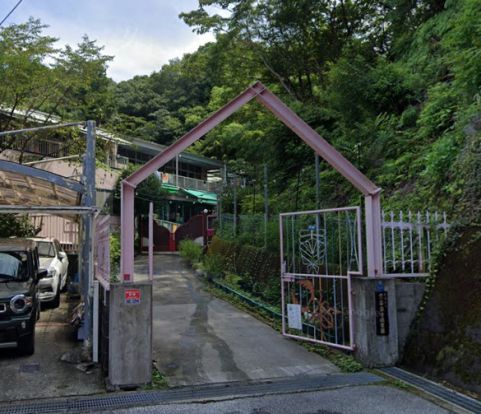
[149, 202, 153, 281]
[315, 154, 320, 209]
[80, 120, 96, 346]
[24, 154, 81, 165]
[0, 121, 84, 137]
[264, 163, 268, 248]
[92, 280, 99, 363]
[233, 177, 237, 237]
[175, 155, 179, 187]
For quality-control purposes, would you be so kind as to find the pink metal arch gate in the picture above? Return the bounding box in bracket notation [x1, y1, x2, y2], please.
[120, 81, 383, 284]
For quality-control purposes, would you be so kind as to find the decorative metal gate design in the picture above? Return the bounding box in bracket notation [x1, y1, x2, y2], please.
[280, 207, 362, 350]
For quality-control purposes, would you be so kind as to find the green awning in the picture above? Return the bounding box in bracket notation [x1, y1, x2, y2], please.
[161, 183, 181, 195]
[183, 188, 218, 205]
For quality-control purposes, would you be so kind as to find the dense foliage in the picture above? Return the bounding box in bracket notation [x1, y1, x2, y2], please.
[206, 236, 280, 305]
[1, 1, 481, 228]
[113, 0, 481, 221]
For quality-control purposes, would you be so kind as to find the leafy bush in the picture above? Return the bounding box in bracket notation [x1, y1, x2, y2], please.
[178, 239, 202, 264]
[203, 253, 224, 277]
[0, 215, 38, 238]
[207, 236, 280, 305]
[110, 233, 121, 279]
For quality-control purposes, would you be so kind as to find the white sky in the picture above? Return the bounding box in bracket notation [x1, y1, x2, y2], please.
[1, 0, 216, 82]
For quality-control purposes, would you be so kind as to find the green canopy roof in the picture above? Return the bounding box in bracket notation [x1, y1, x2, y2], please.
[183, 188, 218, 205]
[161, 183, 181, 195]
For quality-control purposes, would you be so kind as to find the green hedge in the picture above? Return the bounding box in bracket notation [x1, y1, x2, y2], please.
[207, 236, 280, 305]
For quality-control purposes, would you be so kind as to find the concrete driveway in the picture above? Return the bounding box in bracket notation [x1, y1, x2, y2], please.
[134, 254, 338, 386]
[0, 293, 104, 402]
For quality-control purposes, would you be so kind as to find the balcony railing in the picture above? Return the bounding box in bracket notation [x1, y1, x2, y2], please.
[110, 155, 129, 169]
[161, 173, 221, 192]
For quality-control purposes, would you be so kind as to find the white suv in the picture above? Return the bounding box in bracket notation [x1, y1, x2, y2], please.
[31, 238, 69, 308]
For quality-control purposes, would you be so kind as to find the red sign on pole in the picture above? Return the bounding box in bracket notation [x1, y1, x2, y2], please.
[124, 288, 141, 305]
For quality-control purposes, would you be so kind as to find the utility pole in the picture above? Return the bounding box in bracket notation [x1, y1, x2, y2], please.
[80, 120, 96, 345]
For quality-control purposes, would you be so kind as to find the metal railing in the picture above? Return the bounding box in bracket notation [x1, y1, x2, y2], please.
[382, 211, 449, 277]
[161, 173, 221, 192]
[110, 155, 129, 169]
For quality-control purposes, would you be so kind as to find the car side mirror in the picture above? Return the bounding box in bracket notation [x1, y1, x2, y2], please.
[58, 251, 67, 260]
[37, 269, 48, 279]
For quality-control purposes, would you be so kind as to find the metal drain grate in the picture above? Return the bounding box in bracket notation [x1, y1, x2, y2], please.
[0, 372, 382, 414]
[380, 367, 481, 414]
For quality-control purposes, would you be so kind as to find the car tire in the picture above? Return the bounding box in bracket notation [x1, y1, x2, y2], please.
[18, 331, 35, 356]
[51, 283, 61, 308]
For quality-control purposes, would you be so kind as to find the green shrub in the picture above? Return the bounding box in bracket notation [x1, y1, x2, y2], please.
[203, 253, 225, 277]
[178, 239, 202, 264]
[110, 233, 121, 267]
[109, 233, 121, 280]
[206, 236, 280, 305]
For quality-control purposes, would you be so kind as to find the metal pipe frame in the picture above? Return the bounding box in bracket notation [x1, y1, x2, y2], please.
[0, 160, 84, 193]
[0, 121, 85, 137]
[120, 81, 384, 280]
[0, 205, 97, 214]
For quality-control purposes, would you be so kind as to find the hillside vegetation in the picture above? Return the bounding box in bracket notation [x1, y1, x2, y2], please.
[111, 0, 481, 220]
[2, 1, 480, 219]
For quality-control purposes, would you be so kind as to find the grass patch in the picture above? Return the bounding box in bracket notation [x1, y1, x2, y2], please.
[143, 363, 169, 390]
[300, 342, 363, 373]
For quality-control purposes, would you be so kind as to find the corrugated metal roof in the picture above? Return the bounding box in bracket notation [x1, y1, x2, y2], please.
[0, 161, 80, 208]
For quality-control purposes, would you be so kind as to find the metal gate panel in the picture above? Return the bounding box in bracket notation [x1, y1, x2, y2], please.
[280, 207, 362, 350]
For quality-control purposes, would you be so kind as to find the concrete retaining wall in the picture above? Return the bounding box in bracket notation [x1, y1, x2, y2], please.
[395, 281, 425, 359]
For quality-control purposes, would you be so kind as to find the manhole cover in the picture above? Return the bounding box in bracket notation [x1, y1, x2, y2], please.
[19, 363, 40, 373]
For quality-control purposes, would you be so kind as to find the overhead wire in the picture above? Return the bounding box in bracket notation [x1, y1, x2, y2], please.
[0, 0, 24, 27]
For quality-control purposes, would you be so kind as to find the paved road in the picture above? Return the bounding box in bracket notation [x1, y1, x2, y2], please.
[111, 385, 453, 414]
[134, 254, 338, 386]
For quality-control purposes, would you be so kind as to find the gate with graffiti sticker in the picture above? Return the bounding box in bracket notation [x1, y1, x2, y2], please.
[280, 207, 362, 350]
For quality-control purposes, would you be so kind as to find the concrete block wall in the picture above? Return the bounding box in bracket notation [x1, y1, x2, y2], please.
[108, 282, 152, 389]
[351, 278, 399, 367]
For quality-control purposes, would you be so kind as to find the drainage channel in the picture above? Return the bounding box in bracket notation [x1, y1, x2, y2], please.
[0, 372, 382, 414]
[380, 367, 481, 414]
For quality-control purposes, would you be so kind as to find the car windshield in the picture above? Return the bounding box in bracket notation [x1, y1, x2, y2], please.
[37, 241, 55, 258]
[0, 252, 28, 280]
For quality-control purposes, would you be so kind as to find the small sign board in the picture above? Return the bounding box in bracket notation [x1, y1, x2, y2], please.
[375, 291, 389, 336]
[124, 288, 141, 305]
[287, 304, 302, 330]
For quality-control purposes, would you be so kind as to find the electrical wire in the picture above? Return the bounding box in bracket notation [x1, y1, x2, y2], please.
[0, 0, 23, 27]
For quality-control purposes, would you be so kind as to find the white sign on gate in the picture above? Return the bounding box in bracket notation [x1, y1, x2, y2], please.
[287, 304, 302, 330]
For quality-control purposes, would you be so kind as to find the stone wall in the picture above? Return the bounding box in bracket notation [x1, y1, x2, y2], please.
[403, 226, 481, 395]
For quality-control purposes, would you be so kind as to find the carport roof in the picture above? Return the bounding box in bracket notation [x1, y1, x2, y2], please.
[0, 160, 81, 208]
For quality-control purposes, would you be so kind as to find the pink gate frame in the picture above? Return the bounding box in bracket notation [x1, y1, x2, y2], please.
[120, 81, 383, 282]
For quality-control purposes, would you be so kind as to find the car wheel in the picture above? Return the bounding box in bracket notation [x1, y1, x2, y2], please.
[18, 331, 35, 356]
[51, 283, 61, 308]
